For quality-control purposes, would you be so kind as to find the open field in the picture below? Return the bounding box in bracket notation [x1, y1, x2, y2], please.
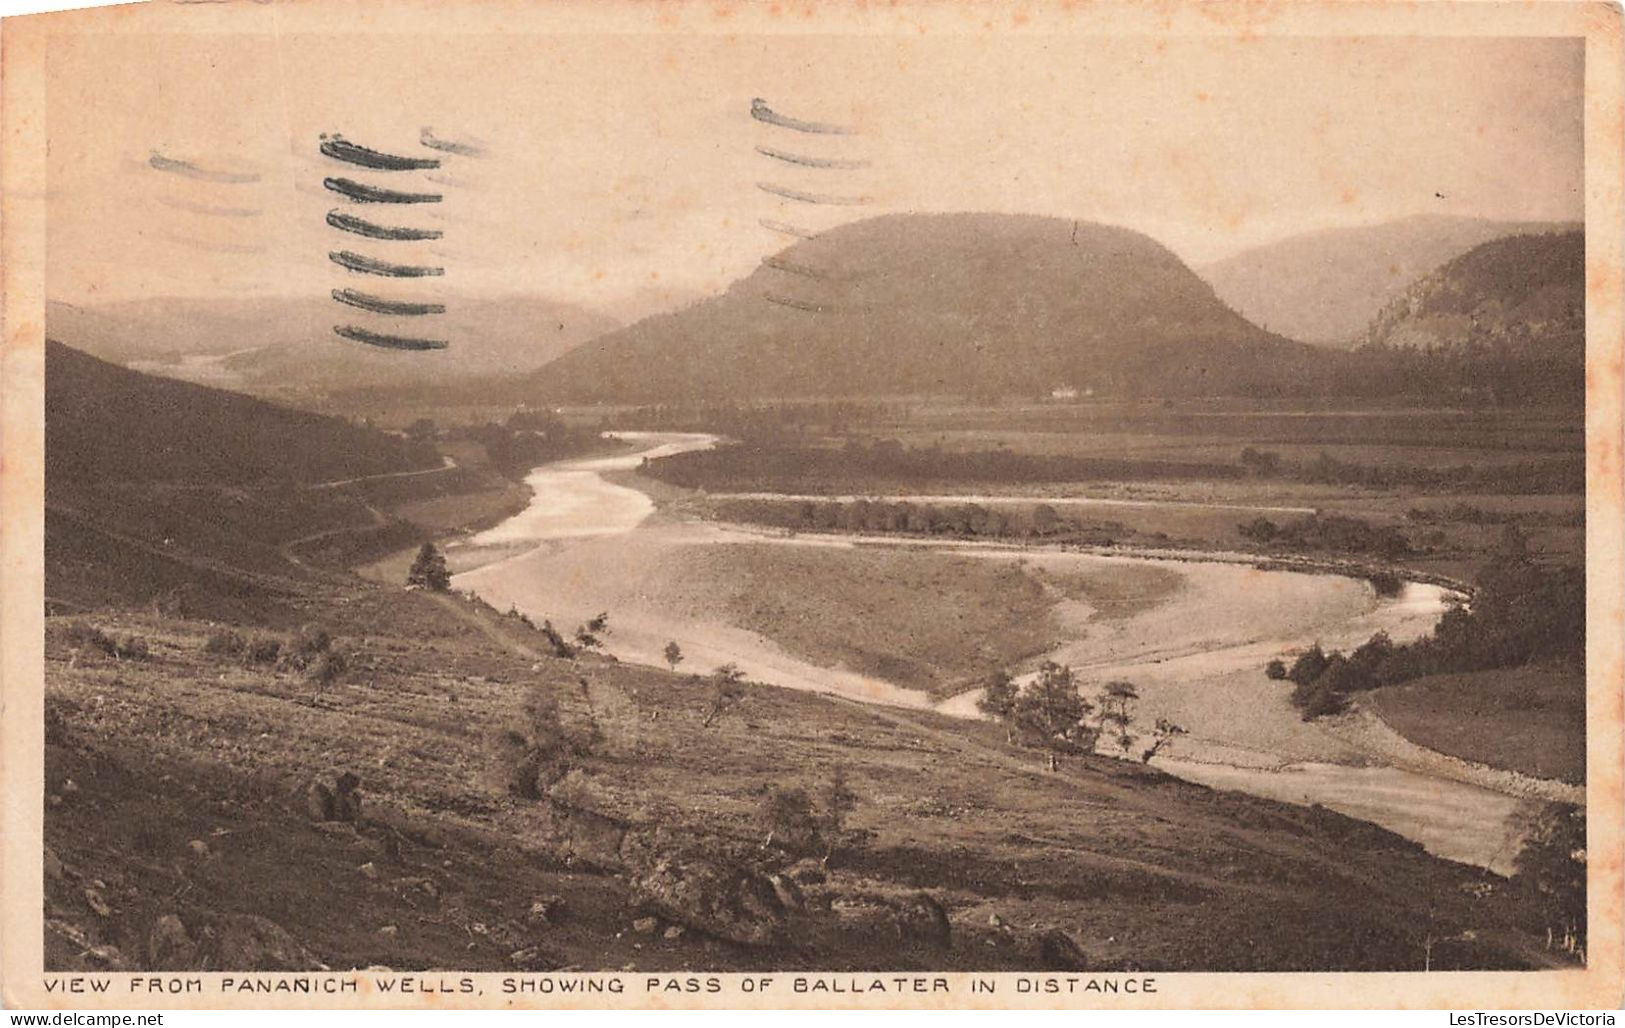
[1365, 670, 1586, 786]
[661, 543, 1184, 698]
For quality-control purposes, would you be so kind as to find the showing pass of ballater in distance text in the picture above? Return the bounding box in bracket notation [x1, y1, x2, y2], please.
[1, 0, 1621, 1012]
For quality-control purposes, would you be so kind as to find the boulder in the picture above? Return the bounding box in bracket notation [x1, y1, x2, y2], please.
[148, 914, 198, 970]
[829, 891, 950, 947]
[1035, 928, 1089, 971]
[630, 856, 791, 947]
[200, 914, 323, 971]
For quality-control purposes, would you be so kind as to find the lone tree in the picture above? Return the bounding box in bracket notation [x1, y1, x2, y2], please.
[663, 640, 684, 672]
[407, 543, 451, 592]
[1013, 661, 1096, 771]
[703, 663, 747, 728]
[1096, 680, 1140, 757]
[1141, 718, 1189, 763]
[574, 612, 610, 650]
[976, 669, 1020, 742]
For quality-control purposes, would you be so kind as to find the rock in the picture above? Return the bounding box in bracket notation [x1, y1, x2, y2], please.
[662, 925, 685, 941]
[526, 895, 564, 925]
[85, 945, 125, 968]
[1036, 928, 1089, 971]
[148, 914, 197, 970]
[988, 912, 1005, 928]
[358, 862, 379, 880]
[768, 873, 806, 914]
[831, 892, 950, 947]
[509, 946, 557, 970]
[630, 856, 791, 947]
[44, 847, 64, 881]
[895, 892, 951, 947]
[305, 771, 363, 823]
[201, 914, 322, 971]
[786, 859, 827, 886]
[62, 779, 79, 797]
[83, 887, 112, 918]
[187, 840, 211, 859]
[377, 925, 398, 938]
[632, 916, 659, 935]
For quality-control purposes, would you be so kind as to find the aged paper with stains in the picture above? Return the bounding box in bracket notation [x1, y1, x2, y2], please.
[1, 0, 1621, 1010]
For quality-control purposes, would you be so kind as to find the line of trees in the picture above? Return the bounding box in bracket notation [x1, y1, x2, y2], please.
[709, 496, 1125, 544]
[645, 440, 1581, 497]
[1277, 551, 1584, 720]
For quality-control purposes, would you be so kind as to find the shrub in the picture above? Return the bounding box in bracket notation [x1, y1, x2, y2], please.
[1238, 517, 1279, 543]
[538, 620, 574, 658]
[204, 629, 247, 657]
[489, 684, 599, 800]
[244, 634, 283, 665]
[1264, 659, 1288, 681]
[1287, 644, 1330, 686]
[1291, 678, 1347, 720]
[305, 650, 349, 693]
[114, 635, 150, 661]
[1367, 571, 1404, 597]
[279, 624, 333, 672]
[760, 785, 822, 855]
[1513, 803, 1586, 952]
[61, 621, 116, 656]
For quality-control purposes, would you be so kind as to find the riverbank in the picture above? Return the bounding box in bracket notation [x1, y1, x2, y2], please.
[437, 434, 1565, 874]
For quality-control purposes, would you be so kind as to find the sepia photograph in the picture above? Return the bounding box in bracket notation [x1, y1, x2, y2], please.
[0, 0, 1620, 1011]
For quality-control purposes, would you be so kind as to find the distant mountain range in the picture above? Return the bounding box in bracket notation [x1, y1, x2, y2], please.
[530, 213, 1326, 403]
[1201, 215, 1581, 348]
[45, 294, 620, 401]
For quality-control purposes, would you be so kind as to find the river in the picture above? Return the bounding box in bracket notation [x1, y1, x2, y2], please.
[450, 431, 1534, 874]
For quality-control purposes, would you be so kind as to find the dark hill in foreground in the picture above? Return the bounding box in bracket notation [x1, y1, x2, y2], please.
[530, 213, 1326, 403]
[46, 339, 435, 487]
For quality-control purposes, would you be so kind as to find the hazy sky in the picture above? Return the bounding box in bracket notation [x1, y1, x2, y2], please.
[45, 28, 1584, 316]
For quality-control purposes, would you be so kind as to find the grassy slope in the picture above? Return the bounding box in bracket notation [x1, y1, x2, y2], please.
[1366, 669, 1586, 785]
[44, 578, 1556, 974]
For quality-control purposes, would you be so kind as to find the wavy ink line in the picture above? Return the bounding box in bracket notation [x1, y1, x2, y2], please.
[320, 136, 441, 171]
[162, 233, 265, 255]
[750, 99, 855, 136]
[157, 196, 262, 218]
[420, 128, 486, 157]
[326, 209, 443, 241]
[762, 255, 828, 279]
[331, 288, 446, 316]
[760, 218, 817, 240]
[334, 324, 448, 351]
[329, 250, 445, 277]
[763, 292, 828, 313]
[324, 177, 442, 204]
[754, 146, 869, 170]
[149, 151, 260, 184]
[757, 182, 870, 206]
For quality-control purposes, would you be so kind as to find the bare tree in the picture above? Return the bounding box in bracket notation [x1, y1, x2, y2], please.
[703, 663, 747, 727]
